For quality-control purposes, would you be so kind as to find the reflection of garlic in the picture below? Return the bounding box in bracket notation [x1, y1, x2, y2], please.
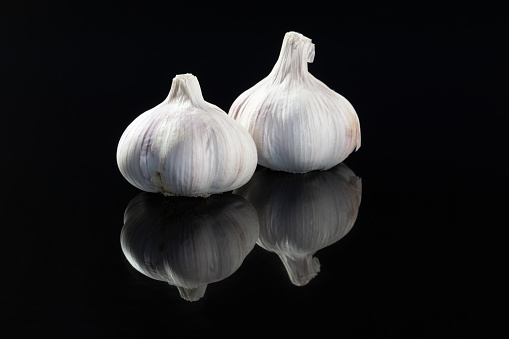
[117, 74, 257, 197]
[229, 32, 361, 173]
[234, 163, 361, 286]
[120, 192, 259, 301]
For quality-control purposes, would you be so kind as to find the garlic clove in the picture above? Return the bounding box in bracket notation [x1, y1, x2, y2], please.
[234, 163, 362, 286]
[117, 73, 258, 196]
[229, 32, 361, 173]
[120, 192, 260, 301]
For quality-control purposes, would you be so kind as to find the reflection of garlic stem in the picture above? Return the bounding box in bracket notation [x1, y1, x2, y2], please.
[278, 254, 320, 286]
[229, 32, 361, 173]
[117, 73, 258, 196]
[177, 285, 207, 302]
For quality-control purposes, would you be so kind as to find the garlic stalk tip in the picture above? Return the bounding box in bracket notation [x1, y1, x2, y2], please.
[270, 31, 316, 83]
[167, 73, 206, 106]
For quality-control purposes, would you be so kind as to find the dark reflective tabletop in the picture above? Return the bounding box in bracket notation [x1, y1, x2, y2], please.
[120, 163, 362, 301]
[4, 4, 505, 338]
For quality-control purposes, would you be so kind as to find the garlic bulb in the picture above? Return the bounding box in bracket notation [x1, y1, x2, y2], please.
[229, 32, 361, 173]
[120, 192, 259, 301]
[117, 73, 258, 196]
[234, 163, 361, 286]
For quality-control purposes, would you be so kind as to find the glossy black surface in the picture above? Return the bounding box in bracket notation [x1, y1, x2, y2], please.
[4, 3, 505, 337]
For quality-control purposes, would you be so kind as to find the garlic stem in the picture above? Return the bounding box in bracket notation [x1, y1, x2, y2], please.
[166, 73, 207, 108]
[269, 31, 315, 84]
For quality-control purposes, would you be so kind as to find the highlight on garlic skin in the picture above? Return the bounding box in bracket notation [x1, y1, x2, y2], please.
[234, 163, 361, 286]
[120, 192, 259, 302]
[117, 73, 258, 197]
[229, 31, 361, 173]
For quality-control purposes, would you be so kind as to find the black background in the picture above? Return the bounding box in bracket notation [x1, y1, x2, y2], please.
[2, 2, 507, 337]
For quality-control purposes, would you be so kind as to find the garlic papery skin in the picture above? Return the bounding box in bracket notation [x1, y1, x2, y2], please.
[234, 163, 361, 286]
[229, 32, 361, 173]
[120, 192, 259, 302]
[117, 74, 258, 196]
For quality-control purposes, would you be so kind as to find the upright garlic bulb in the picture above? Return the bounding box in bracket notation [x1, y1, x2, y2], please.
[229, 32, 361, 173]
[117, 74, 258, 196]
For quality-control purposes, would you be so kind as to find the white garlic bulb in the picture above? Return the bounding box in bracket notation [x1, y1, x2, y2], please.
[234, 163, 362, 286]
[229, 32, 361, 173]
[117, 73, 258, 196]
[120, 192, 259, 302]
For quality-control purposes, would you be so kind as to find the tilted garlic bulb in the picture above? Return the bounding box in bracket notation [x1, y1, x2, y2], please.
[117, 74, 258, 196]
[120, 192, 259, 302]
[234, 163, 361, 286]
[229, 32, 361, 173]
